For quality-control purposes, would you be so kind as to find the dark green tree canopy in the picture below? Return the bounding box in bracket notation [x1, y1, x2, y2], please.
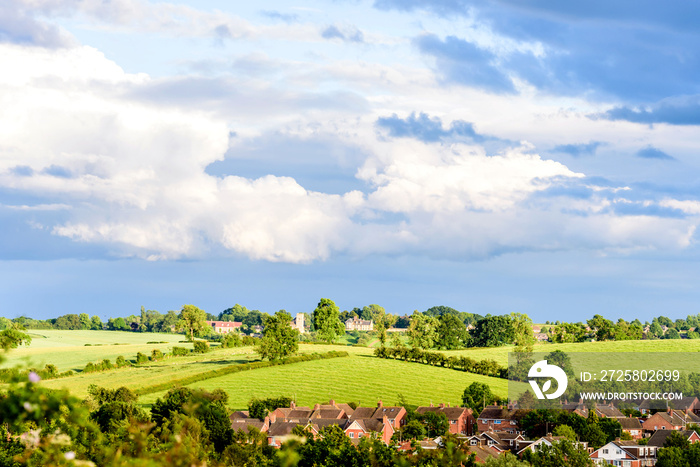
[256, 310, 299, 360]
[313, 298, 345, 344]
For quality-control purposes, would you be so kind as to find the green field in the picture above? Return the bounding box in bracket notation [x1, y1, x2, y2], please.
[5, 331, 700, 412]
[2, 330, 192, 372]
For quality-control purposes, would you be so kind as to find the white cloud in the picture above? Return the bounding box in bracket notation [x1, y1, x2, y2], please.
[1, 42, 699, 264]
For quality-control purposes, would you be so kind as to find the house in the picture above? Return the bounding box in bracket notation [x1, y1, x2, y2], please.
[416, 403, 474, 435]
[619, 417, 643, 440]
[476, 405, 519, 433]
[642, 410, 688, 432]
[371, 401, 407, 430]
[647, 429, 700, 447]
[205, 320, 242, 334]
[590, 441, 652, 466]
[229, 411, 270, 433]
[517, 436, 587, 456]
[561, 400, 589, 418]
[267, 421, 305, 447]
[292, 313, 306, 334]
[343, 416, 394, 445]
[345, 316, 373, 331]
[534, 333, 549, 342]
[595, 402, 625, 418]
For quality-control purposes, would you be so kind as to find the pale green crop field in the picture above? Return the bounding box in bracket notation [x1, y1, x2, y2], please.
[2, 330, 189, 372]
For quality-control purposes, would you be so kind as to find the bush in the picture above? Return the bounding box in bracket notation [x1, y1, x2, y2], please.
[116, 355, 128, 367]
[136, 352, 149, 364]
[193, 341, 210, 353]
[151, 349, 164, 361]
[171, 346, 189, 356]
[221, 333, 242, 348]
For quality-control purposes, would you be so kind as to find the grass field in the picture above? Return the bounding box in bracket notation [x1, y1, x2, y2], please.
[5, 330, 700, 412]
[137, 346, 509, 410]
[2, 330, 192, 372]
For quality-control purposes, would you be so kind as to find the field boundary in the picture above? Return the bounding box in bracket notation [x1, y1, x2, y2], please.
[134, 350, 349, 396]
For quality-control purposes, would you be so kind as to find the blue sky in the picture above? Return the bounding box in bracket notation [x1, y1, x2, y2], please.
[2, 0, 700, 323]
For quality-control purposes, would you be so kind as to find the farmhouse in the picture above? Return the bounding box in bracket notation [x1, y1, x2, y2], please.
[345, 316, 373, 331]
[205, 320, 242, 334]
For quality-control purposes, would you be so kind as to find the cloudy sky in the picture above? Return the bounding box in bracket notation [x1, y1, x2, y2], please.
[2, 0, 700, 323]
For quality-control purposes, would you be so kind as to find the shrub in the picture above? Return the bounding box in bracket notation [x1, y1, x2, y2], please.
[116, 355, 128, 367]
[136, 352, 149, 364]
[221, 333, 241, 348]
[171, 346, 189, 356]
[193, 341, 210, 353]
[151, 349, 164, 361]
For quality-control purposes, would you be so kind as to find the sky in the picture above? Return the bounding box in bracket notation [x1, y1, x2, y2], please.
[2, 0, 700, 323]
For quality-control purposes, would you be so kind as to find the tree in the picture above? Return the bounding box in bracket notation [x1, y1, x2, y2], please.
[462, 382, 494, 414]
[470, 315, 515, 347]
[485, 452, 530, 467]
[587, 314, 614, 341]
[525, 439, 594, 467]
[79, 313, 91, 330]
[176, 305, 207, 342]
[91, 315, 103, 330]
[436, 313, 468, 350]
[256, 310, 299, 360]
[407, 311, 438, 349]
[553, 424, 577, 441]
[313, 298, 345, 344]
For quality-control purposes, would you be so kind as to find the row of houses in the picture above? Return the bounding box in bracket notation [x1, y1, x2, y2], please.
[206, 314, 375, 335]
[229, 397, 700, 464]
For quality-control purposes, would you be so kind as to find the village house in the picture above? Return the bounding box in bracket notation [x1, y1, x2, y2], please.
[205, 320, 242, 334]
[590, 440, 657, 467]
[516, 435, 587, 457]
[646, 429, 700, 447]
[595, 402, 626, 419]
[416, 403, 474, 435]
[619, 417, 643, 440]
[642, 409, 689, 433]
[345, 316, 373, 331]
[476, 405, 519, 433]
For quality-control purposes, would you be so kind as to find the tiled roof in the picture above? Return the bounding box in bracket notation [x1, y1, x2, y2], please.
[267, 421, 303, 437]
[647, 429, 696, 447]
[618, 418, 642, 429]
[351, 407, 377, 419]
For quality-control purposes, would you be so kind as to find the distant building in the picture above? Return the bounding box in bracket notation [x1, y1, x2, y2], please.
[205, 320, 242, 334]
[292, 313, 306, 334]
[345, 317, 373, 331]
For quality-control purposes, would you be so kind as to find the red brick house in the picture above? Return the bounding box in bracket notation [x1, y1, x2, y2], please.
[642, 410, 687, 432]
[619, 417, 643, 440]
[416, 403, 475, 435]
[476, 405, 518, 433]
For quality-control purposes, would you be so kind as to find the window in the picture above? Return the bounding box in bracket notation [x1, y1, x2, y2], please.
[510, 421, 517, 425]
[602, 449, 608, 454]
[495, 420, 501, 424]
[450, 420, 456, 424]
[349, 432, 354, 438]
[470, 440, 477, 446]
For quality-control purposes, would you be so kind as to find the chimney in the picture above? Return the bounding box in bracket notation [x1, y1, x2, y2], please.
[430, 402, 434, 407]
[330, 399, 336, 407]
[314, 404, 320, 411]
[291, 400, 296, 409]
[269, 413, 277, 423]
[439, 403, 445, 408]
[378, 400, 383, 408]
[447, 402, 450, 408]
